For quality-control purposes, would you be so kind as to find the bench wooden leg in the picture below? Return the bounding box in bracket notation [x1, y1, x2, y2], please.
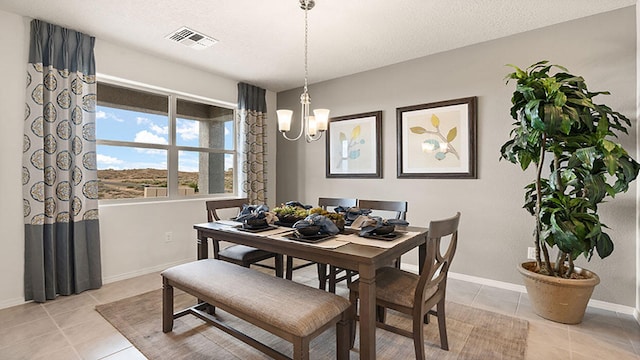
[317, 263, 327, 290]
[292, 338, 310, 360]
[285, 256, 293, 280]
[276, 254, 284, 278]
[162, 278, 174, 333]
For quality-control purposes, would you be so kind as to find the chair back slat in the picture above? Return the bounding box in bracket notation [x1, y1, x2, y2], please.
[318, 197, 358, 210]
[206, 198, 249, 222]
[416, 212, 461, 304]
[357, 199, 408, 220]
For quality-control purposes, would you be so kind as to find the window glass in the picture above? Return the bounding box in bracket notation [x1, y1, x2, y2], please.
[178, 152, 234, 196]
[96, 80, 236, 201]
[97, 107, 169, 144]
[176, 98, 235, 150]
[97, 145, 168, 199]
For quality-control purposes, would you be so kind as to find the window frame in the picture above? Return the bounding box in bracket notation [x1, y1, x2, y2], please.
[96, 75, 238, 203]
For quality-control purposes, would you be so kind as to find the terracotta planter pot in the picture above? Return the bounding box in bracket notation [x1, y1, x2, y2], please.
[517, 261, 600, 324]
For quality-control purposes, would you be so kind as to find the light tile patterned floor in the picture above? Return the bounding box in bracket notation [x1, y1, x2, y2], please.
[0, 265, 638, 359]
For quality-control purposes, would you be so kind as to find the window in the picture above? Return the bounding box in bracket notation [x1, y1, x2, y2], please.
[96, 81, 236, 200]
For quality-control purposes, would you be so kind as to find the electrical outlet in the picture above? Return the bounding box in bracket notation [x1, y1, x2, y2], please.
[165, 231, 173, 243]
[527, 247, 536, 260]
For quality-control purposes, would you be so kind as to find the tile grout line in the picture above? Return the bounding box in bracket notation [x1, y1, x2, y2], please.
[515, 291, 523, 317]
[40, 302, 83, 359]
[469, 284, 482, 308]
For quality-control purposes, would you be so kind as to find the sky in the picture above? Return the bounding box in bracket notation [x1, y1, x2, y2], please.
[95, 106, 234, 172]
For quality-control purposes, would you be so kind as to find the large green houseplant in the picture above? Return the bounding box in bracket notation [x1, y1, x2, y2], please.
[500, 61, 640, 323]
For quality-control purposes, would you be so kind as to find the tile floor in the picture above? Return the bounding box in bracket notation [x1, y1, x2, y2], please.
[1, 264, 638, 360]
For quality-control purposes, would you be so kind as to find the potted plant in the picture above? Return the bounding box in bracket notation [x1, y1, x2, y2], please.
[500, 61, 640, 324]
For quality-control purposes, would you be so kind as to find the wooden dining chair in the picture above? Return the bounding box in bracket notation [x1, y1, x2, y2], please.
[285, 197, 358, 286]
[359, 199, 408, 268]
[206, 199, 284, 277]
[325, 199, 409, 291]
[348, 212, 461, 360]
[357, 199, 408, 221]
[316, 197, 358, 292]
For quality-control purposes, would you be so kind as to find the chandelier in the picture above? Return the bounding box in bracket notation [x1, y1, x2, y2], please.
[276, 0, 330, 142]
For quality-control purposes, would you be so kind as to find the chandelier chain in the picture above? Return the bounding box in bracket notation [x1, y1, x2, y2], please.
[276, 0, 327, 142]
[303, 0, 309, 93]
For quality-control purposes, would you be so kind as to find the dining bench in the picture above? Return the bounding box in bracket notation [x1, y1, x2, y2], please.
[161, 259, 353, 360]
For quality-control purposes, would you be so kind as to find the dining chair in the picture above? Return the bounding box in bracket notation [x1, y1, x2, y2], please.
[285, 197, 358, 286]
[348, 212, 461, 360]
[316, 197, 358, 292]
[357, 199, 408, 221]
[206, 199, 284, 277]
[358, 199, 408, 268]
[325, 199, 409, 291]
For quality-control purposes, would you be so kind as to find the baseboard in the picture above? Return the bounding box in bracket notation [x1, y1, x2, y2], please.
[448, 271, 527, 293]
[401, 263, 637, 316]
[0, 296, 30, 310]
[102, 258, 193, 284]
[0, 258, 195, 311]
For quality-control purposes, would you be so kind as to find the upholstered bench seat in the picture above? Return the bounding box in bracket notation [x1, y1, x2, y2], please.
[161, 259, 353, 360]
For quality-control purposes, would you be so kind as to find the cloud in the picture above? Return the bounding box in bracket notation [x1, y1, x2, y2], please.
[96, 154, 124, 169]
[136, 116, 151, 125]
[136, 148, 166, 156]
[96, 109, 124, 122]
[134, 130, 168, 144]
[177, 119, 199, 141]
[150, 124, 168, 135]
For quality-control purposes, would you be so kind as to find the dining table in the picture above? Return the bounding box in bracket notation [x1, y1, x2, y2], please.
[193, 221, 428, 360]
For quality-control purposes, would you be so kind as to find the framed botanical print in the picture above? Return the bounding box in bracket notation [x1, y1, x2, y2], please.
[397, 97, 477, 178]
[326, 111, 382, 178]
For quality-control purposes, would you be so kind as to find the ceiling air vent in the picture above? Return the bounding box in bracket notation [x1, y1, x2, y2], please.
[165, 26, 217, 50]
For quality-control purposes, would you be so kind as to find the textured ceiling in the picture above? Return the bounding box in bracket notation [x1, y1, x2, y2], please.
[0, 0, 634, 92]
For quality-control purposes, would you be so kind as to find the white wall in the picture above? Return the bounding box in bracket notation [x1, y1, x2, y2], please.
[0, 12, 279, 308]
[0, 10, 28, 309]
[277, 7, 638, 307]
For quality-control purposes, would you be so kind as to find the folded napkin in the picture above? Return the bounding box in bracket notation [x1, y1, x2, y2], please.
[293, 214, 340, 235]
[336, 207, 372, 225]
[352, 216, 410, 236]
[235, 204, 277, 224]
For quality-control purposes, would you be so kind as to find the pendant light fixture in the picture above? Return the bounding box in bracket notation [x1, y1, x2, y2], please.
[276, 0, 330, 142]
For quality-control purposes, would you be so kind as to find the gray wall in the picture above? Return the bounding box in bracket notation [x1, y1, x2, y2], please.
[276, 7, 637, 306]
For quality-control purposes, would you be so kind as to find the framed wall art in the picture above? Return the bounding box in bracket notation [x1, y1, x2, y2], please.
[326, 111, 382, 178]
[397, 97, 477, 178]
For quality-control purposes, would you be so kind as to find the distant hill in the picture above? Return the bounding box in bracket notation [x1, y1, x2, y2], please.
[98, 168, 226, 199]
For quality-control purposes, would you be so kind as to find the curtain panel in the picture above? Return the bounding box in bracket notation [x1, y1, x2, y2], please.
[237, 83, 268, 204]
[23, 19, 102, 302]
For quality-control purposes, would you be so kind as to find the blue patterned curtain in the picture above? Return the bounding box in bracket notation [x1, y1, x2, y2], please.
[23, 20, 102, 302]
[237, 83, 268, 204]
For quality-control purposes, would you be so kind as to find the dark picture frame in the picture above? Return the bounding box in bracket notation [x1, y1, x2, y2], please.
[397, 97, 477, 178]
[326, 111, 382, 178]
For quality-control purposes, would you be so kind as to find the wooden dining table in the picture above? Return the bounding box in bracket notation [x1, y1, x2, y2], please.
[193, 221, 428, 360]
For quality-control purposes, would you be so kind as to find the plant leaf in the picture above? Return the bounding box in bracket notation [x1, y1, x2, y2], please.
[410, 126, 427, 134]
[595, 232, 614, 259]
[431, 114, 440, 128]
[446, 127, 457, 142]
[351, 125, 361, 139]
